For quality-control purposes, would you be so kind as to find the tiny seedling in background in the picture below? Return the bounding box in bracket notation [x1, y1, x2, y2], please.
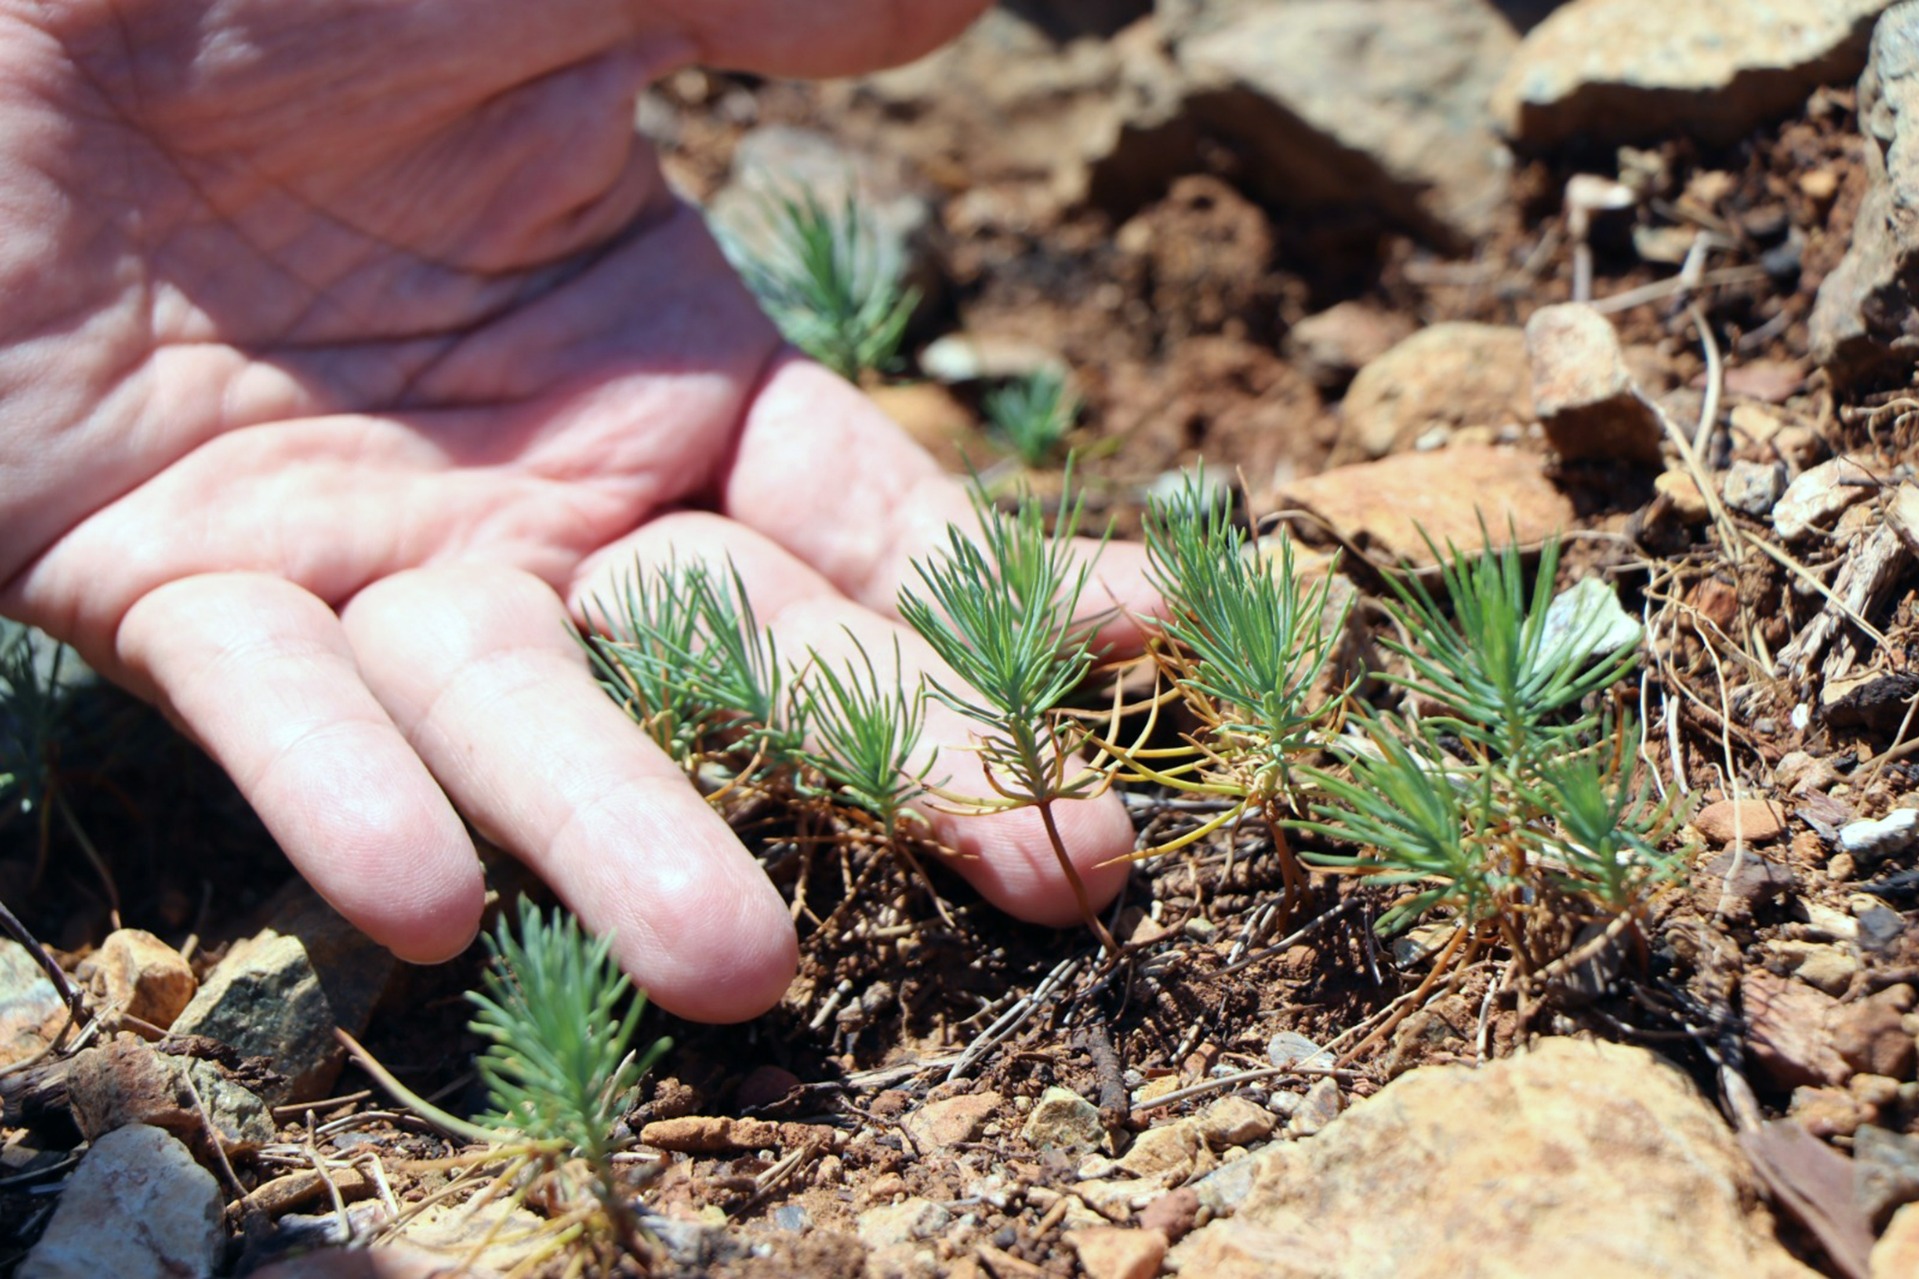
[724, 190, 917, 385]
[984, 368, 1078, 468]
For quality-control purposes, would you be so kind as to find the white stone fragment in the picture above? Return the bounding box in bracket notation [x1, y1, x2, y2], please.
[1839, 809, 1919, 864]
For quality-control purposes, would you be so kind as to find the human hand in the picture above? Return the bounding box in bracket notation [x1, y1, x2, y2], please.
[0, 0, 1155, 1020]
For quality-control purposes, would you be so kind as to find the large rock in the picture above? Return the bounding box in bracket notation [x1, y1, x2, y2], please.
[1338, 323, 1532, 461]
[840, 7, 1172, 214]
[170, 889, 397, 1104]
[1274, 446, 1574, 568]
[1812, 2, 1919, 381]
[1166, 1039, 1816, 1279]
[17, 1125, 224, 1279]
[1165, 0, 1517, 242]
[841, 1, 1516, 244]
[1495, 0, 1888, 148]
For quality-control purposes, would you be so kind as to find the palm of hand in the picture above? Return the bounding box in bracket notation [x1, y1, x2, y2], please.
[0, 0, 1140, 1021]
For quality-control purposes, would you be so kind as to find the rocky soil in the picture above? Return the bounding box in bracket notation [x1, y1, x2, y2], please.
[8, 1, 1919, 1277]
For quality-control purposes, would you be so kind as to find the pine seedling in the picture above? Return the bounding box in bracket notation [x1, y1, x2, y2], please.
[467, 899, 670, 1247]
[580, 560, 714, 768]
[984, 368, 1077, 468]
[898, 469, 1117, 950]
[1295, 718, 1505, 937]
[582, 557, 806, 780]
[1143, 474, 1348, 799]
[1379, 531, 1635, 769]
[1079, 472, 1349, 913]
[798, 636, 935, 831]
[1519, 718, 1686, 915]
[725, 190, 917, 384]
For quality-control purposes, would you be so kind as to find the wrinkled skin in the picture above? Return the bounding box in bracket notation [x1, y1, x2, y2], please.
[0, 0, 1152, 1021]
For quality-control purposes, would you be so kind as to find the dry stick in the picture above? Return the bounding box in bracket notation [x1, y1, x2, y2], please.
[1131, 1061, 1361, 1114]
[947, 955, 1082, 1083]
[1214, 896, 1365, 977]
[1335, 923, 1473, 1069]
[0, 896, 86, 1028]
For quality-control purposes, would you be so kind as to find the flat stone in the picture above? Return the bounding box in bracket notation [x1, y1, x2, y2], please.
[1495, 0, 1886, 149]
[1338, 323, 1531, 461]
[857, 1197, 952, 1249]
[170, 889, 397, 1104]
[1832, 987, 1918, 1079]
[907, 1092, 1001, 1152]
[77, 929, 196, 1031]
[1138, 1188, 1202, 1242]
[1772, 455, 1880, 540]
[252, 1243, 491, 1279]
[17, 1125, 222, 1279]
[1117, 1122, 1201, 1182]
[1285, 301, 1416, 392]
[1166, 1040, 1817, 1278]
[1694, 799, 1789, 846]
[1525, 303, 1664, 464]
[1021, 1086, 1105, 1153]
[1744, 967, 1849, 1090]
[1768, 941, 1859, 997]
[0, 939, 67, 1069]
[1066, 1226, 1169, 1279]
[1692, 850, 1794, 923]
[66, 1034, 274, 1156]
[1274, 446, 1573, 569]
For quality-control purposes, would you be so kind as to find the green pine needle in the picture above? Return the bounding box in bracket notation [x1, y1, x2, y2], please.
[723, 190, 918, 383]
[466, 899, 669, 1169]
[984, 368, 1077, 468]
[799, 635, 936, 826]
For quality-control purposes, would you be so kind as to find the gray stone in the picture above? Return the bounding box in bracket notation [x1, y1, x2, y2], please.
[18, 1125, 223, 1279]
[170, 889, 396, 1104]
[1167, 1040, 1816, 1279]
[1495, 0, 1887, 149]
[1722, 459, 1788, 517]
[1856, 1125, 1919, 1228]
[1525, 303, 1664, 464]
[0, 939, 67, 1069]
[1021, 1086, 1106, 1152]
[1813, 2, 1919, 381]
